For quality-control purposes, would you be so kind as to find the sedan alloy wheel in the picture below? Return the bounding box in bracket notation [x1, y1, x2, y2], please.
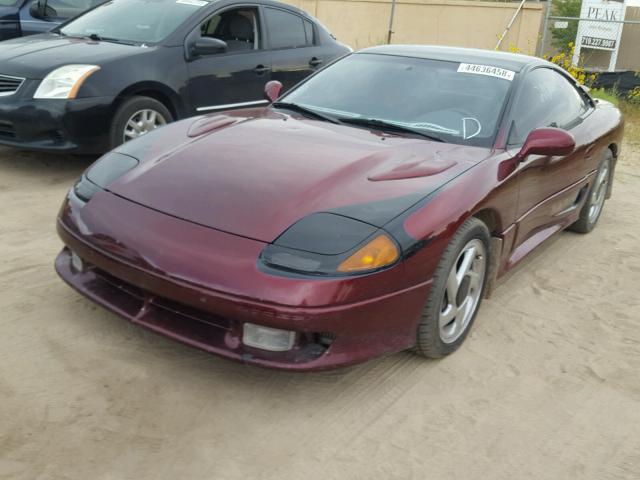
[123, 109, 167, 142]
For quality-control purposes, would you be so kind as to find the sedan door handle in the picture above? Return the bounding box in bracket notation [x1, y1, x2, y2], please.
[253, 65, 271, 74]
[309, 57, 323, 67]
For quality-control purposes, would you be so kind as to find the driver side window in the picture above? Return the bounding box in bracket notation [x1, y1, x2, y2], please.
[199, 7, 261, 53]
[508, 68, 590, 146]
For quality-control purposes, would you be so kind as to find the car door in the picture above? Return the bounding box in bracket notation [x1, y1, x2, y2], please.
[184, 4, 271, 115]
[508, 67, 597, 253]
[263, 6, 323, 93]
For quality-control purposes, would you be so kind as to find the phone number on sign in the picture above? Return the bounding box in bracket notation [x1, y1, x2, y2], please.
[581, 36, 616, 49]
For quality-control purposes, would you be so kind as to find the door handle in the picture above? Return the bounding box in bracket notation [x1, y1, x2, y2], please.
[309, 57, 323, 67]
[253, 65, 271, 74]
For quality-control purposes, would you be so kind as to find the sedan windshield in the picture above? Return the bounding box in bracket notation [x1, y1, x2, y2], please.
[60, 0, 208, 44]
[281, 53, 514, 147]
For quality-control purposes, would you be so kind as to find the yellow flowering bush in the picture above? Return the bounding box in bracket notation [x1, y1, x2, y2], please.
[505, 42, 595, 86]
[544, 43, 595, 86]
[628, 87, 640, 105]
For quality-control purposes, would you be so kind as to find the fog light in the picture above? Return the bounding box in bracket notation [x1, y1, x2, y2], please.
[243, 323, 295, 352]
[70, 251, 84, 271]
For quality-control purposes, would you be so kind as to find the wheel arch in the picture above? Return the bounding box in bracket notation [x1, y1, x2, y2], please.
[112, 82, 185, 120]
[471, 207, 503, 236]
[470, 208, 505, 299]
[606, 142, 617, 199]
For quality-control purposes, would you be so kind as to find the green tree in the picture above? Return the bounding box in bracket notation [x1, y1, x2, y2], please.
[550, 0, 582, 52]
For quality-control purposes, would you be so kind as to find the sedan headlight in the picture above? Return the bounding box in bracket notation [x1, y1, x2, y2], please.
[260, 213, 400, 276]
[34, 64, 100, 99]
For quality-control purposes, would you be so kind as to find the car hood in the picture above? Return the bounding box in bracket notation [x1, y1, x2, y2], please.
[0, 33, 150, 79]
[109, 109, 491, 242]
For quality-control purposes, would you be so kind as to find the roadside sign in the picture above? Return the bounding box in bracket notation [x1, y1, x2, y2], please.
[573, 0, 627, 70]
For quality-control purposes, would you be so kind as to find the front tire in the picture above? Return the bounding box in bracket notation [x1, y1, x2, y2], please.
[414, 218, 490, 359]
[569, 150, 613, 234]
[109, 96, 173, 149]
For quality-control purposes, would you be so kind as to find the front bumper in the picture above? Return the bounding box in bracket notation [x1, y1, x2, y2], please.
[55, 192, 432, 371]
[0, 86, 113, 153]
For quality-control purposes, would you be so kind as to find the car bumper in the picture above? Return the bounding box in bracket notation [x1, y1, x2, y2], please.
[55, 192, 432, 371]
[0, 95, 113, 154]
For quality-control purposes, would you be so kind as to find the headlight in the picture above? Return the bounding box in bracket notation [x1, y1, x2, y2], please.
[34, 64, 100, 99]
[260, 213, 400, 276]
[73, 152, 138, 203]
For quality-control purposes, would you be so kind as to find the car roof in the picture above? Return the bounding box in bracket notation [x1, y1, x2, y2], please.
[357, 45, 550, 72]
[259, 0, 311, 15]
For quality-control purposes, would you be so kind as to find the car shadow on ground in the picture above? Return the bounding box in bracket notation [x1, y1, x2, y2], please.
[0, 147, 96, 187]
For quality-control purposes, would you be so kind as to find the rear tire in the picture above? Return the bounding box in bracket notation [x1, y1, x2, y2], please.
[109, 96, 173, 149]
[414, 217, 490, 359]
[569, 150, 613, 234]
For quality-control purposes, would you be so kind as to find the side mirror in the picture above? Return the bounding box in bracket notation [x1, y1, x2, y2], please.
[29, 0, 45, 19]
[191, 37, 227, 57]
[516, 127, 575, 161]
[264, 80, 283, 103]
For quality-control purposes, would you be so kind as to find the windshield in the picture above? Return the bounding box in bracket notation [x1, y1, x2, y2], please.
[0, 0, 19, 6]
[60, 0, 208, 44]
[281, 53, 515, 147]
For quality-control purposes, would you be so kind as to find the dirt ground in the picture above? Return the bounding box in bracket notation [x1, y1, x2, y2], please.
[1, 129, 639, 480]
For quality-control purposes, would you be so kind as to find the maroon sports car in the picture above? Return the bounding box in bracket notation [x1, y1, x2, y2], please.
[55, 46, 624, 371]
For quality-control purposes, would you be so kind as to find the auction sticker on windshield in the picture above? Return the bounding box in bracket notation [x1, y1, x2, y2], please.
[457, 63, 515, 81]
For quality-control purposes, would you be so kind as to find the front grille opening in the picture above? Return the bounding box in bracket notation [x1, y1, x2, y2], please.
[93, 266, 232, 331]
[154, 297, 232, 331]
[293, 331, 335, 360]
[0, 74, 25, 96]
[315, 331, 336, 347]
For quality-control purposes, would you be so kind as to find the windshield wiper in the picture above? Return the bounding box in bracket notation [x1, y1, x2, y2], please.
[272, 102, 342, 125]
[90, 33, 138, 45]
[60, 32, 137, 45]
[341, 117, 444, 142]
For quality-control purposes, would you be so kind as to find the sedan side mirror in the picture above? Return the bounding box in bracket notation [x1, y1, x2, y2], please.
[191, 37, 227, 57]
[516, 127, 575, 161]
[264, 80, 283, 103]
[29, 0, 45, 19]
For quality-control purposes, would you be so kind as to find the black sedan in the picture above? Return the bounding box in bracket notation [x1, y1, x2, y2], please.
[0, 0, 350, 153]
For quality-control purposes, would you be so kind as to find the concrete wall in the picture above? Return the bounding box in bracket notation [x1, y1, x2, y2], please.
[282, 0, 545, 53]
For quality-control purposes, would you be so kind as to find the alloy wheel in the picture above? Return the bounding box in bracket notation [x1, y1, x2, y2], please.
[439, 239, 486, 344]
[123, 109, 167, 142]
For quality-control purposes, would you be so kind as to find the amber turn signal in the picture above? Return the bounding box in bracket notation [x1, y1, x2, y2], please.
[337, 234, 399, 273]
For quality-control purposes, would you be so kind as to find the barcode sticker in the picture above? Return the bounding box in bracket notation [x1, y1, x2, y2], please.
[457, 63, 515, 81]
